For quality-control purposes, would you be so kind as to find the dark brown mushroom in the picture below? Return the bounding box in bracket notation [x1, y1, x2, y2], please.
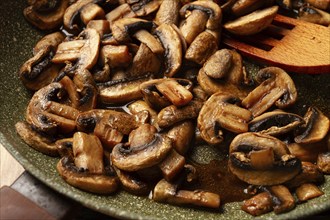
[26, 82, 80, 135]
[266, 185, 295, 214]
[55, 138, 73, 158]
[249, 110, 304, 136]
[167, 120, 195, 155]
[158, 149, 186, 181]
[57, 156, 119, 194]
[242, 67, 297, 117]
[198, 93, 252, 145]
[128, 0, 161, 17]
[157, 100, 204, 129]
[24, 0, 70, 30]
[241, 192, 273, 216]
[152, 178, 220, 209]
[229, 132, 301, 185]
[111, 134, 172, 171]
[294, 107, 330, 144]
[15, 121, 58, 156]
[154, 23, 183, 77]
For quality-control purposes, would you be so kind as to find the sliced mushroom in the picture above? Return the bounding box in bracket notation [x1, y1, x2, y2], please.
[80, 3, 106, 25]
[111, 18, 154, 42]
[105, 3, 136, 28]
[167, 120, 195, 155]
[33, 32, 65, 54]
[53, 28, 100, 70]
[127, 100, 158, 126]
[158, 149, 186, 181]
[94, 117, 124, 150]
[152, 178, 220, 209]
[180, 1, 222, 31]
[295, 183, 324, 202]
[241, 192, 273, 216]
[72, 132, 104, 174]
[111, 134, 172, 171]
[294, 107, 330, 144]
[98, 74, 152, 104]
[57, 156, 119, 194]
[285, 161, 324, 188]
[249, 110, 304, 136]
[26, 82, 79, 134]
[129, 0, 161, 17]
[231, 0, 274, 17]
[201, 49, 233, 79]
[298, 5, 330, 26]
[154, 24, 183, 77]
[185, 31, 218, 66]
[157, 100, 204, 129]
[128, 123, 157, 147]
[113, 166, 149, 195]
[126, 43, 161, 77]
[15, 121, 58, 156]
[287, 140, 328, 162]
[155, 0, 181, 25]
[224, 6, 279, 35]
[133, 30, 164, 55]
[317, 152, 330, 174]
[140, 78, 193, 110]
[99, 44, 132, 68]
[266, 185, 295, 214]
[306, 0, 330, 11]
[198, 93, 252, 145]
[229, 132, 301, 185]
[24, 0, 70, 30]
[55, 138, 73, 158]
[63, 0, 95, 32]
[242, 67, 297, 117]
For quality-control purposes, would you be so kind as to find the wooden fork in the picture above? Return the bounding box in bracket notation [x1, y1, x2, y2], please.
[222, 14, 330, 74]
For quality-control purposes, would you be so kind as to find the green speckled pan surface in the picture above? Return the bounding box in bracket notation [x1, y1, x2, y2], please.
[0, 1, 329, 219]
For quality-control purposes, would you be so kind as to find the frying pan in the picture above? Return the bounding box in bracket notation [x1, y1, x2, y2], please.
[0, 1, 329, 219]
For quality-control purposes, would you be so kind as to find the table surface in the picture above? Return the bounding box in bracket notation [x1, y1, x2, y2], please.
[0, 143, 24, 187]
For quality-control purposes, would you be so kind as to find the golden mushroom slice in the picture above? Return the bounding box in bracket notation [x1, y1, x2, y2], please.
[224, 5, 278, 35]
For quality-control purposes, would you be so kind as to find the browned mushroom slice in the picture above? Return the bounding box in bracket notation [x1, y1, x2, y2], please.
[80, 3, 105, 25]
[133, 30, 164, 55]
[140, 78, 193, 110]
[317, 152, 330, 174]
[185, 31, 218, 65]
[241, 192, 273, 216]
[295, 183, 324, 202]
[306, 0, 330, 11]
[98, 74, 152, 104]
[242, 67, 297, 117]
[127, 43, 161, 77]
[86, 19, 110, 37]
[76, 109, 114, 132]
[249, 110, 304, 136]
[55, 138, 73, 158]
[285, 161, 324, 188]
[155, 0, 181, 25]
[198, 93, 252, 145]
[105, 3, 136, 27]
[267, 185, 295, 214]
[167, 120, 195, 155]
[15, 121, 58, 156]
[33, 32, 65, 54]
[128, 124, 157, 147]
[63, 0, 95, 31]
[154, 24, 183, 77]
[152, 178, 220, 209]
[230, 0, 273, 17]
[72, 132, 104, 174]
[298, 5, 330, 26]
[157, 100, 203, 129]
[158, 149, 186, 181]
[229, 132, 301, 185]
[111, 18, 154, 42]
[127, 100, 158, 126]
[201, 49, 233, 79]
[24, 0, 70, 30]
[26, 82, 78, 134]
[287, 140, 328, 162]
[224, 6, 279, 36]
[129, 0, 161, 17]
[294, 107, 330, 144]
[99, 45, 132, 68]
[113, 166, 149, 195]
[57, 156, 119, 194]
[180, 1, 222, 31]
[53, 28, 100, 70]
[111, 134, 172, 172]
[94, 118, 124, 150]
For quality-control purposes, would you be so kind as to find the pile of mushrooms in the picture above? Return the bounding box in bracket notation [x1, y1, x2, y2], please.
[16, 0, 329, 217]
